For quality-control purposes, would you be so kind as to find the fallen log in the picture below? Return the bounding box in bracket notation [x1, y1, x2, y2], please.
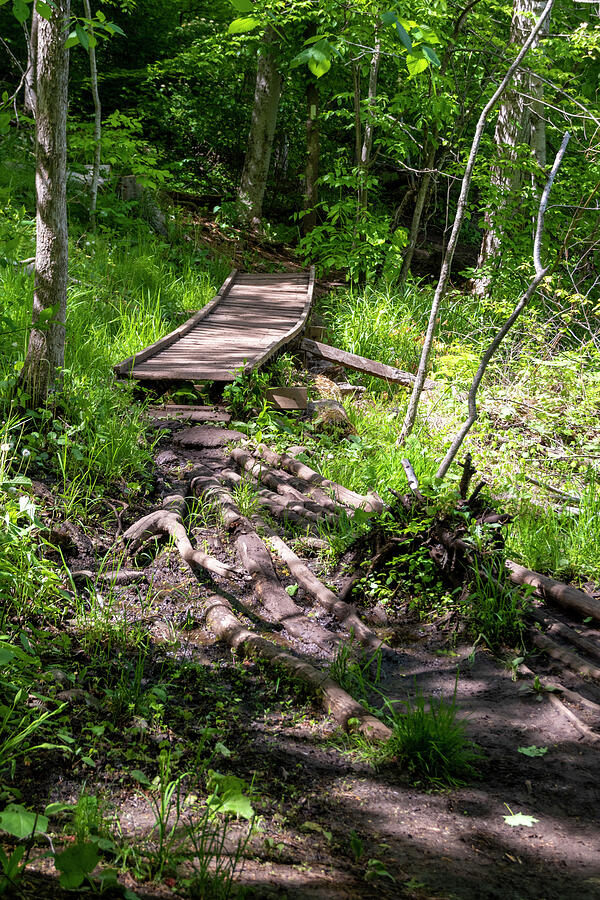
[202, 592, 391, 740]
[301, 338, 435, 390]
[528, 607, 600, 667]
[230, 447, 345, 517]
[122, 501, 242, 581]
[255, 517, 388, 652]
[235, 529, 338, 651]
[254, 444, 383, 514]
[507, 561, 600, 623]
[526, 627, 600, 680]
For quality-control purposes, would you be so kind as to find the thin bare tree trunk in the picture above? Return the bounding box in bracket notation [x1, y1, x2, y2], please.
[302, 80, 319, 235]
[400, 147, 435, 280]
[23, 7, 38, 118]
[352, 62, 361, 167]
[435, 131, 569, 481]
[474, 0, 553, 296]
[398, 0, 554, 445]
[20, 0, 70, 408]
[237, 27, 282, 227]
[83, 0, 102, 229]
[358, 33, 381, 211]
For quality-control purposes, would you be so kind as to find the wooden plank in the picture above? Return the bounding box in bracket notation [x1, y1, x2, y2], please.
[113, 269, 238, 376]
[265, 387, 308, 410]
[300, 338, 436, 390]
[245, 266, 315, 374]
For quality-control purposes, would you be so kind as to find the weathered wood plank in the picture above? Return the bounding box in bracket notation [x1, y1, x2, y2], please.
[301, 338, 436, 390]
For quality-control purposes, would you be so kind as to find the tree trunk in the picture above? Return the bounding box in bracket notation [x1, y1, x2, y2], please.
[23, 7, 38, 118]
[358, 33, 381, 211]
[302, 80, 319, 235]
[474, 0, 552, 296]
[83, 0, 102, 229]
[237, 27, 282, 227]
[20, 0, 70, 408]
[400, 146, 435, 280]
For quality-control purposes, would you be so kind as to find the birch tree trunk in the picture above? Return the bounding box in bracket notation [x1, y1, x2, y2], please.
[237, 27, 282, 227]
[19, 0, 70, 408]
[83, 0, 102, 228]
[474, 0, 552, 296]
[23, 7, 38, 118]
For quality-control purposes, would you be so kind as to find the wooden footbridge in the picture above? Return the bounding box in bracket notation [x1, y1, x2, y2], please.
[114, 268, 315, 383]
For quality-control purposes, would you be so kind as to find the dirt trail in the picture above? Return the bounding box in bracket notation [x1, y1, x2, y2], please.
[36, 416, 600, 899]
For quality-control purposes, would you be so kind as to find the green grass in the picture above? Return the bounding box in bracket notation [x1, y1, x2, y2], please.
[380, 683, 482, 787]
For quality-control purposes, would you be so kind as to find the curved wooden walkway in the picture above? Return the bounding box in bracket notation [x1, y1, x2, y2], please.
[114, 267, 315, 382]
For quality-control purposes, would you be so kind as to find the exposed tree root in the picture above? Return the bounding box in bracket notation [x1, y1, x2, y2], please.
[254, 444, 384, 514]
[519, 664, 600, 744]
[230, 447, 346, 517]
[254, 516, 389, 653]
[526, 627, 600, 681]
[507, 561, 600, 623]
[122, 492, 243, 581]
[220, 467, 336, 528]
[528, 607, 600, 667]
[201, 592, 392, 740]
[234, 529, 338, 651]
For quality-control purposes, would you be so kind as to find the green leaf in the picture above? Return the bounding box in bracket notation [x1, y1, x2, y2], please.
[423, 45, 441, 67]
[130, 769, 150, 785]
[65, 31, 79, 49]
[44, 801, 76, 816]
[228, 16, 260, 34]
[12, 0, 29, 25]
[206, 770, 254, 821]
[55, 842, 99, 889]
[229, 0, 254, 10]
[517, 745, 548, 757]
[0, 648, 16, 666]
[381, 10, 397, 26]
[104, 22, 125, 37]
[0, 805, 48, 839]
[503, 812, 539, 827]
[395, 21, 413, 53]
[308, 47, 331, 79]
[75, 22, 89, 51]
[406, 55, 429, 77]
[285, 583, 299, 597]
[36, 1, 52, 20]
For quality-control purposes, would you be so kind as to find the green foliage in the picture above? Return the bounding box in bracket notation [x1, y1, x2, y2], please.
[463, 558, 527, 651]
[380, 681, 482, 787]
[328, 641, 382, 706]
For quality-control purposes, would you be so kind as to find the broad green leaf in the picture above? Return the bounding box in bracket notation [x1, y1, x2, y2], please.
[503, 812, 539, 827]
[65, 31, 79, 49]
[308, 47, 331, 79]
[285, 583, 299, 597]
[0, 805, 48, 838]
[0, 648, 15, 665]
[381, 10, 396, 26]
[130, 769, 151, 785]
[517, 745, 548, 757]
[12, 0, 29, 25]
[206, 770, 254, 821]
[423, 45, 441, 67]
[395, 21, 413, 53]
[55, 842, 99, 889]
[75, 22, 89, 51]
[44, 801, 76, 816]
[36, 1, 52, 20]
[95, 9, 105, 22]
[104, 22, 125, 36]
[406, 55, 429, 77]
[228, 16, 260, 34]
[229, 0, 254, 10]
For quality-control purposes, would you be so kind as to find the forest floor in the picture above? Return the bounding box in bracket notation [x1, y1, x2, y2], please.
[11, 410, 600, 900]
